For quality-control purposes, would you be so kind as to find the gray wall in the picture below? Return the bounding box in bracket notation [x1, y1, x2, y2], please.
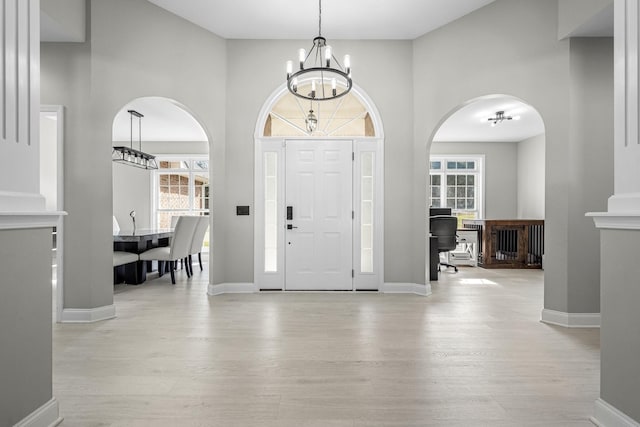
[41, 0, 227, 310]
[558, 0, 612, 39]
[600, 230, 640, 422]
[567, 37, 613, 313]
[112, 163, 152, 230]
[225, 39, 416, 283]
[517, 134, 545, 219]
[414, 0, 572, 311]
[40, 0, 613, 303]
[430, 141, 518, 219]
[0, 228, 53, 426]
[414, 0, 613, 315]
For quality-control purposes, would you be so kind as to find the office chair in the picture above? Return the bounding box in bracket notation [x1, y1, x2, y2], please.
[429, 215, 459, 272]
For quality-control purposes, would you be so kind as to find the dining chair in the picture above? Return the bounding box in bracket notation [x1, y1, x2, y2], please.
[139, 216, 199, 284]
[113, 216, 121, 233]
[187, 216, 209, 275]
[170, 215, 185, 270]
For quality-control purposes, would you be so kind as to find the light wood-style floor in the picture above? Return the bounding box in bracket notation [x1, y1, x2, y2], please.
[53, 266, 600, 426]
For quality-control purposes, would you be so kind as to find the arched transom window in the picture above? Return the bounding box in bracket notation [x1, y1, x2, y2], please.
[264, 91, 375, 137]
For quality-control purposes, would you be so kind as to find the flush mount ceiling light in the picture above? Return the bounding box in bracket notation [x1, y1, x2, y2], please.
[487, 110, 521, 127]
[112, 110, 158, 170]
[285, 0, 352, 101]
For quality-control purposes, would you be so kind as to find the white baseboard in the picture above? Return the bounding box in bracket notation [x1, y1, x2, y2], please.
[540, 309, 600, 328]
[381, 282, 431, 296]
[60, 304, 116, 323]
[208, 282, 258, 295]
[591, 398, 640, 427]
[14, 397, 63, 427]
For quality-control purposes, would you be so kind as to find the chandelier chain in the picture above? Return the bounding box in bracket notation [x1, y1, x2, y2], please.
[318, 0, 322, 37]
[284, 0, 352, 101]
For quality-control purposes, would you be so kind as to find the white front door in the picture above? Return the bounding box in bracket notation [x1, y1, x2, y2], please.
[285, 140, 353, 290]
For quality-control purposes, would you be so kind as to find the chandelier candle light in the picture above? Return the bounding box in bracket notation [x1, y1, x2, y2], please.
[112, 109, 158, 170]
[285, 0, 352, 101]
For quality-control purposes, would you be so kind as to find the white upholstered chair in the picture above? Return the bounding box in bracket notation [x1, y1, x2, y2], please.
[187, 216, 209, 275]
[112, 216, 121, 233]
[113, 251, 139, 284]
[139, 216, 199, 284]
[113, 251, 138, 267]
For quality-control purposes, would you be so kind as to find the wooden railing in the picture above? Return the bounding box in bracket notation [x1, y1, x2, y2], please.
[462, 219, 544, 269]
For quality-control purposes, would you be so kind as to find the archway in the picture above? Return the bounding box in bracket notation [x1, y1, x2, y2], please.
[111, 96, 212, 284]
[254, 84, 384, 291]
[427, 94, 546, 276]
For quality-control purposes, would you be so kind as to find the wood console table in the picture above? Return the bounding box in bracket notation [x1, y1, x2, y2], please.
[462, 219, 544, 269]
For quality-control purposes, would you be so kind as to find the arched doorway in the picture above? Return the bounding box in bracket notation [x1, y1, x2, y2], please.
[111, 96, 212, 281]
[254, 84, 384, 291]
[427, 94, 546, 275]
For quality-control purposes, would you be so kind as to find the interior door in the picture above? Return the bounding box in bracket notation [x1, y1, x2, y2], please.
[285, 140, 353, 290]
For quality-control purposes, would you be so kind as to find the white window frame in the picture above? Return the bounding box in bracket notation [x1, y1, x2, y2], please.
[152, 155, 210, 229]
[429, 154, 485, 220]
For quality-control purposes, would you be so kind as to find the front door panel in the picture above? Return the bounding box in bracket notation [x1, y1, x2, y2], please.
[285, 140, 353, 290]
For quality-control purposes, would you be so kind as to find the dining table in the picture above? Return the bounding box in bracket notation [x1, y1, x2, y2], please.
[113, 228, 173, 284]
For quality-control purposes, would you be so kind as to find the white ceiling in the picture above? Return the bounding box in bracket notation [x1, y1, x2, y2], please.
[433, 96, 545, 143]
[112, 98, 208, 142]
[146, 0, 496, 40]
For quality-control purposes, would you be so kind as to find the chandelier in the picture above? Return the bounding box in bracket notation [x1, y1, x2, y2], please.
[285, 0, 352, 101]
[487, 110, 520, 127]
[112, 109, 158, 170]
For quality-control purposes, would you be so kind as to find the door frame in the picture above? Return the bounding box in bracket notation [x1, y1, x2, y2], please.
[254, 137, 383, 291]
[41, 105, 64, 322]
[253, 83, 384, 291]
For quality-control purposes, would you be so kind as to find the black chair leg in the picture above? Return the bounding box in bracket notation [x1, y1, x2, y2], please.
[188, 255, 193, 276]
[170, 268, 176, 285]
[198, 252, 203, 271]
[185, 257, 191, 278]
[158, 261, 164, 277]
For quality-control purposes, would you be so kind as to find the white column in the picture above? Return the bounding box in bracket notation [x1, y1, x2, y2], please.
[588, 1, 640, 425]
[0, 0, 44, 212]
[0, 1, 63, 426]
[607, 0, 640, 213]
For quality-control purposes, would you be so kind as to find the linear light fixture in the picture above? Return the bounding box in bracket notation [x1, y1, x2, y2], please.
[112, 109, 158, 170]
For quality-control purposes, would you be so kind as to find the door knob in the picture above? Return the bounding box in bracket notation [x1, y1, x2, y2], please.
[287, 224, 298, 230]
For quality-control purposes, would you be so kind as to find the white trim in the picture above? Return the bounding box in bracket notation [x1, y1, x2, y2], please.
[13, 397, 62, 427]
[381, 282, 432, 296]
[0, 211, 66, 230]
[208, 282, 258, 295]
[254, 84, 385, 292]
[587, 212, 640, 230]
[540, 309, 601, 328]
[591, 398, 640, 427]
[41, 105, 65, 323]
[60, 304, 116, 323]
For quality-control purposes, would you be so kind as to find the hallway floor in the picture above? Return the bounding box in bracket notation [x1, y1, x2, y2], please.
[53, 267, 600, 426]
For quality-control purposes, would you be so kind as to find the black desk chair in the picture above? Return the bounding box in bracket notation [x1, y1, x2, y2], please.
[429, 215, 458, 272]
